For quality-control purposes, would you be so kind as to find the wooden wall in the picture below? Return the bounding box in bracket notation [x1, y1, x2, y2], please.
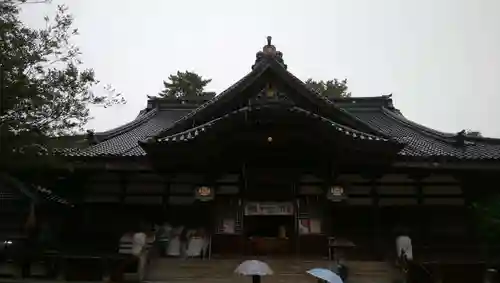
[78, 170, 473, 257]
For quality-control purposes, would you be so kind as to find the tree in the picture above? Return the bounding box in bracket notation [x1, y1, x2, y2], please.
[305, 78, 351, 98]
[0, 0, 126, 180]
[473, 197, 500, 241]
[159, 71, 212, 98]
[471, 196, 500, 263]
[0, 0, 124, 161]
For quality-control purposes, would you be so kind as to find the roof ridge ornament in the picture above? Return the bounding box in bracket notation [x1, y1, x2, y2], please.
[252, 36, 287, 70]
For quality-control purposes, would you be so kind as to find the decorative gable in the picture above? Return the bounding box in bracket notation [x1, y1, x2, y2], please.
[248, 83, 294, 106]
[148, 36, 389, 142]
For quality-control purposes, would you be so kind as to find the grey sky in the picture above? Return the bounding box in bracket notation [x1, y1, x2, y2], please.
[21, 0, 500, 137]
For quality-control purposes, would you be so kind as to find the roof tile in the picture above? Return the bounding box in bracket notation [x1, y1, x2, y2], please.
[349, 108, 500, 160]
[74, 109, 191, 157]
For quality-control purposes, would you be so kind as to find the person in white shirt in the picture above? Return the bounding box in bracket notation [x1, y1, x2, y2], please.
[132, 230, 147, 281]
[131, 231, 147, 256]
[112, 227, 148, 282]
[396, 233, 413, 262]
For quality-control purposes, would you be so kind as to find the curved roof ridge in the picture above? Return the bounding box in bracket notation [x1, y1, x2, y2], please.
[379, 107, 500, 145]
[94, 108, 159, 142]
[155, 105, 395, 145]
[463, 135, 500, 144]
[380, 107, 457, 141]
[267, 60, 396, 140]
[155, 108, 248, 142]
[360, 100, 500, 145]
[154, 62, 269, 137]
[289, 106, 391, 141]
[381, 107, 500, 144]
[331, 94, 393, 101]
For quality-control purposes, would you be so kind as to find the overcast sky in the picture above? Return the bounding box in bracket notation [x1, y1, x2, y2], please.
[21, 0, 500, 137]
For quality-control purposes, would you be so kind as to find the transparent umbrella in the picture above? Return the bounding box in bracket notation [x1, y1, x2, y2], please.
[306, 268, 344, 283]
[235, 260, 273, 283]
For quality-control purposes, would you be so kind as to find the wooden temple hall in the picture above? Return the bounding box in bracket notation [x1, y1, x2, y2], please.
[15, 37, 500, 260]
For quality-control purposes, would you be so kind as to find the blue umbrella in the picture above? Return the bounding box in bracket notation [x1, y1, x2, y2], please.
[306, 268, 343, 283]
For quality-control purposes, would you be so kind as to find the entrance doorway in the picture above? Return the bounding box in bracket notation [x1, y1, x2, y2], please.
[246, 215, 294, 237]
[243, 202, 295, 255]
[245, 216, 294, 255]
[167, 200, 213, 230]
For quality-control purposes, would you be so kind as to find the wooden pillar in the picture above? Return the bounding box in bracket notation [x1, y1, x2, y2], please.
[163, 175, 170, 222]
[239, 162, 247, 255]
[67, 171, 85, 240]
[119, 173, 127, 203]
[119, 172, 128, 232]
[458, 175, 475, 242]
[415, 176, 425, 246]
[292, 177, 300, 257]
[371, 178, 382, 259]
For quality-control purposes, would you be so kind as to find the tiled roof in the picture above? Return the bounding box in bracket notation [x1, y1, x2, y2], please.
[155, 59, 387, 140]
[59, 96, 500, 160]
[57, 51, 500, 161]
[155, 105, 393, 145]
[0, 184, 23, 201]
[64, 109, 192, 157]
[34, 185, 72, 206]
[0, 176, 71, 205]
[345, 102, 500, 160]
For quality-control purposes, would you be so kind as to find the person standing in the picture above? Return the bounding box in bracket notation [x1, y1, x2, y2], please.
[17, 203, 38, 279]
[153, 222, 171, 258]
[132, 228, 147, 281]
[112, 225, 147, 282]
[396, 231, 413, 271]
[18, 226, 37, 278]
[179, 227, 188, 259]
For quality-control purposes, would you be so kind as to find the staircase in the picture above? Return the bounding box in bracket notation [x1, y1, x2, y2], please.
[348, 260, 399, 283]
[145, 258, 398, 283]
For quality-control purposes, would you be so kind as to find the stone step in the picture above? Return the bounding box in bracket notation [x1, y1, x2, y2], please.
[146, 258, 397, 283]
[146, 276, 392, 283]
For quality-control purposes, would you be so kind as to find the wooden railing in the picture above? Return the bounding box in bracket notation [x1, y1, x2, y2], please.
[407, 244, 500, 283]
[407, 261, 436, 283]
[415, 244, 500, 263]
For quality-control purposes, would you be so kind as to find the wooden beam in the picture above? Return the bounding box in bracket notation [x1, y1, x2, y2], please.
[239, 162, 246, 255]
[392, 161, 500, 171]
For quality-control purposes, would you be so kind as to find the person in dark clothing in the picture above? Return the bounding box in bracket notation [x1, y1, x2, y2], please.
[179, 227, 188, 259]
[335, 253, 349, 282]
[18, 226, 38, 278]
[337, 262, 349, 282]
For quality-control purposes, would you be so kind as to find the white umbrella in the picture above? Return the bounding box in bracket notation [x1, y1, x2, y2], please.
[306, 268, 343, 283]
[235, 260, 273, 283]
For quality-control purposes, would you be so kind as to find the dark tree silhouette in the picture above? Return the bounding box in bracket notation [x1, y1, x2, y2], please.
[159, 71, 212, 98]
[0, 0, 124, 180]
[304, 78, 351, 98]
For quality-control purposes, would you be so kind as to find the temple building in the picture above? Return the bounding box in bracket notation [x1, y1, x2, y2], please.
[7, 37, 500, 265]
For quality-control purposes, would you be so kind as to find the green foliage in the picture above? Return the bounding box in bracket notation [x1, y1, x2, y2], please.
[472, 195, 500, 243]
[159, 71, 212, 98]
[0, 0, 124, 161]
[305, 78, 351, 98]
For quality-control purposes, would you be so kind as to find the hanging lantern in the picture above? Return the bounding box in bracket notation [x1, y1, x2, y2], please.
[195, 186, 214, 201]
[327, 185, 347, 202]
